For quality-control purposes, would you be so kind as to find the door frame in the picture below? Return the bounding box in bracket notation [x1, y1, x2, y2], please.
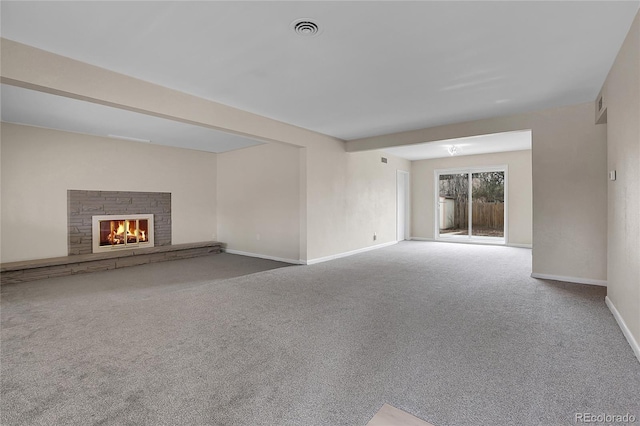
[434, 165, 508, 244]
[397, 170, 410, 241]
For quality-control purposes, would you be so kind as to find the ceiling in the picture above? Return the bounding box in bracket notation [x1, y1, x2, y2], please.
[0, 84, 264, 153]
[382, 130, 532, 161]
[1, 1, 638, 148]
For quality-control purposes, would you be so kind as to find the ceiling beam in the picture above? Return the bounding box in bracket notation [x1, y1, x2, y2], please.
[346, 112, 540, 152]
[1, 38, 344, 150]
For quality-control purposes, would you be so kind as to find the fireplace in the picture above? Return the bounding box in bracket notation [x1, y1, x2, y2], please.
[91, 214, 154, 253]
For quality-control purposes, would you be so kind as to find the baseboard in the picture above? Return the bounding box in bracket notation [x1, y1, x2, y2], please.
[531, 273, 607, 287]
[305, 241, 397, 265]
[223, 249, 303, 265]
[410, 237, 531, 249]
[606, 296, 640, 364]
[410, 237, 533, 248]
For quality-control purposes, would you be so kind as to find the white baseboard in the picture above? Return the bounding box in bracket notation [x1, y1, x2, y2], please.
[408, 237, 531, 249]
[305, 241, 397, 265]
[223, 249, 303, 265]
[606, 296, 640, 364]
[531, 273, 607, 287]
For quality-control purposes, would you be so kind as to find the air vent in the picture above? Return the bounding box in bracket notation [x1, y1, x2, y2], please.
[291, 19, 321, 37]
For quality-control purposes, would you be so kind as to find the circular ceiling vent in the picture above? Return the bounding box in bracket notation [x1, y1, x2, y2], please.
[291, 19, 321, 37]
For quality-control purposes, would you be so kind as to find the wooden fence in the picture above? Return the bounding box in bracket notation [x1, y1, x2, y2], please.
[452, 202, 504, 229]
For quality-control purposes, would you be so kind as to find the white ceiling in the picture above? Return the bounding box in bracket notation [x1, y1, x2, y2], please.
[382, 130, 532, 161]
[1, 1, 638, 146]
[0, 84, 264, 153]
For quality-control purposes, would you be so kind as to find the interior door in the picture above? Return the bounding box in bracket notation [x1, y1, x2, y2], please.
[397, 170, 409, 241]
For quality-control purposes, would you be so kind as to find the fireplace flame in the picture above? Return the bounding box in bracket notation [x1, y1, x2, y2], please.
[102, 219, 148, 246]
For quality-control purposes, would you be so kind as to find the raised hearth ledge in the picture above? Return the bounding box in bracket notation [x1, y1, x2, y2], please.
[1, 241, 223, 285]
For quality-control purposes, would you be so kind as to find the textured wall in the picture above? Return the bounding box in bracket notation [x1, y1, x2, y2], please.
[603, 11, 640, 351]
[217, 143, 301, 262]
[68, 190, 171, 255]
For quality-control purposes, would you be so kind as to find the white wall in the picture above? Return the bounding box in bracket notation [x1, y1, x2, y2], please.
[217, 143, 301, 262]
[0, 120, 408, 265]
[0, 40, 409, 265]
[603, 11, 640, 352]
[0, 39, 608, 283]
[348, 102, 608, 284]
[531, 104, 608, 284]
[306, 147, 410, 261]
[344, 151, 411, 252]
[0, 123, 217, 262]
[411, 150, 532, 246]
[217, 142, 410, 263]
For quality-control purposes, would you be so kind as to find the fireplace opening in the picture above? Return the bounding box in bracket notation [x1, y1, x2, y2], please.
[99, 219, 149, 246]
[92, 214, 154, 253]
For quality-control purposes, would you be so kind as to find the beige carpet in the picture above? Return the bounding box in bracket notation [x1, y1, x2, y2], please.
[2, 242, 639, 425]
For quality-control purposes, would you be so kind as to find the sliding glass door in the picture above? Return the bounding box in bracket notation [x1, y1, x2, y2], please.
[436, 167, 506, 243]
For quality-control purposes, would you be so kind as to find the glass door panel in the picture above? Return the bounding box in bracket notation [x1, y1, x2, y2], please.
[471, 171, 505, 238]
[438, 173, 469, 238]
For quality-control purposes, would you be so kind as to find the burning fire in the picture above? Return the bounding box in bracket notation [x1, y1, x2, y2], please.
[105, 220, 148, 246]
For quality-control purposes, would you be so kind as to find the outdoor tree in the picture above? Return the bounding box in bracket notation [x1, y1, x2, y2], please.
[472, 171, 504, 203]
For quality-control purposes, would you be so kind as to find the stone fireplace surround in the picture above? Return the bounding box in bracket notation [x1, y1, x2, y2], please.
[68, 190, 171, 255]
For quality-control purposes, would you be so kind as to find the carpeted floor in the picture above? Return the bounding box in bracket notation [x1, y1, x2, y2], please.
[2, 242, 639, 425]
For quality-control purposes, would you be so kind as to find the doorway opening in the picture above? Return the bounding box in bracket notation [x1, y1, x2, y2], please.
[397, 170, 410, 241]
[435, 166, 507, 244]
